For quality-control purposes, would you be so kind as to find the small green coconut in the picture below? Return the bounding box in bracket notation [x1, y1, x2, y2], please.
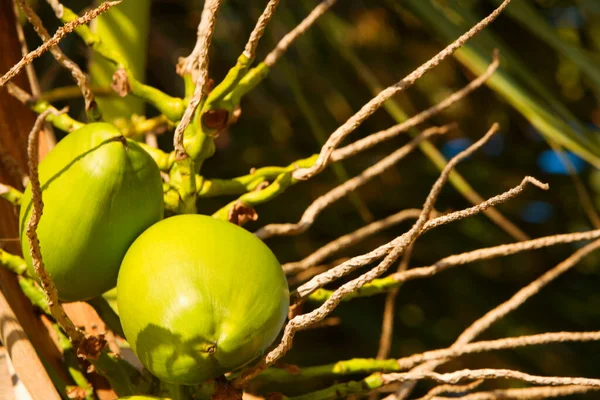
[19, 122, 164, 302]
[117, 214, 289, 384]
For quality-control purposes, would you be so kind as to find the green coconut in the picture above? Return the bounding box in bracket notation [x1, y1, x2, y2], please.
[116, 214, 289, 384]
[19, 122, 164, 302]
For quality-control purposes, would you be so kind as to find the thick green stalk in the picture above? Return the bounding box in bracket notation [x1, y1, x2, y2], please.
[31, 100, 85, 132]
[18, 277, 51, 315]
[89, 0, 151, 121]
[0, 183, 22, 205]
[61, 6, 184, 121]
[211, 155, 318, 220]
[308, 276, 399, 304]
[288, 373, 384, 400]
[257, 359, 401, 386]
[0, 248, 28, 275]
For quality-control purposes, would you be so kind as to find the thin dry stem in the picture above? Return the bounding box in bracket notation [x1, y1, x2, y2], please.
[0, 1, 121, 87]
[415, 380, 484, 400]
[264, 0, 338, 67]
[291, 0, 512, 181]
[381, 368, 600, 389]
[388, 229, 600, 287]
[256, 125, 451, 240]
[332, 53, 500, 161]
[376, 245, 414, 360]
[244, 0, 280, 60]
[394, 238, 600, 400]
[25, 109, 83, 343]
[441, 385, 600, 399]
[396, 331, 600, 370]
[173, 0, 222, 158]
[283, 209, 422, 275]
[16, 0, 97, 116]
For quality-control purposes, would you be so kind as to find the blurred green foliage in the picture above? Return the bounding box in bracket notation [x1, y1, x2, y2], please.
[27, 0, 600, 397]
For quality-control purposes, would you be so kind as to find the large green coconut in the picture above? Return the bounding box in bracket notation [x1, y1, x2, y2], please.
[19, 122, 164, 302]
[116, 214, 289, 384]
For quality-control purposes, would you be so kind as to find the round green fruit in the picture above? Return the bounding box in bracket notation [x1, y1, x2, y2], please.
[116, 214, 289, 385]
[19, 122, 164, 302]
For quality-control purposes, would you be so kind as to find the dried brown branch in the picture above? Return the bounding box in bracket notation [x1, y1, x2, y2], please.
[15, 0, 97, 118]
[264, 0, 338, 67]
[415, 380, 484, 400]
[256, 125, 452, 240]
[291, 0, 512, 181]
[173, 0, 222, 159]
[442, 385, 600, 399]
[376, 244, 414, 360]
[381, 368, 600, 389]
[396, 331, 600, 371]
[0, 1, 121, 88]
[332, 53, 500, 161]
[393, 238, 600, 400]
[24, 109, 83, 343]
[283, 209, 422, 275]
[244, 0, 280, 60]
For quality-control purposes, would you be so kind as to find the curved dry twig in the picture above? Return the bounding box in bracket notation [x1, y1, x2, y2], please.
[264, 0, 338, 67]
[283, 209, 423, 275]
[244, 0, 280, 60]
[396, 331, 600, 371]
[381, 368, 600, 389]
[439, 385, 600, 399]
[0, 1, 121, 87]
[415, 380, 484, 400]
[256, 125, 451, 240]
[376, 244, 413, 361]
[173, 0, 222, 158]
[291, 0, 513, 181]
[24, 109, 83, 343]
[332, 53, 500, 161]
